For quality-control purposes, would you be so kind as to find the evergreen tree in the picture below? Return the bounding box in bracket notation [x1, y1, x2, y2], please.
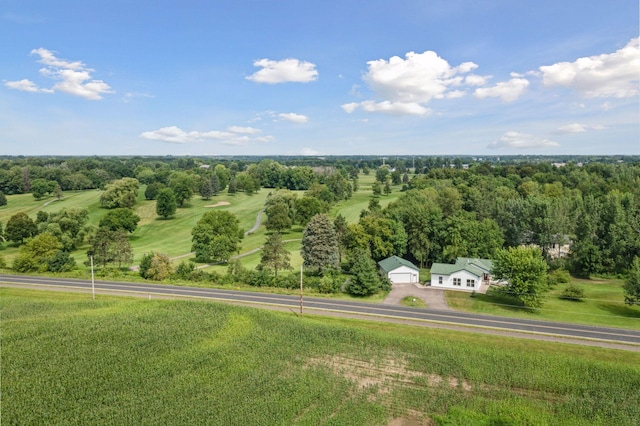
[623, 257, 640, 306]
[259, 232, 292, 277]
[210, 173, 221, 195]
[0, 191, 6, 206]
[200, 179, 213, 200]
[345, 248, 384, 296]
[301, 213, 340, 274]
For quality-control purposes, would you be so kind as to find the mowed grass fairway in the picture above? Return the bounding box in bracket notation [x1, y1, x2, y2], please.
[446, 278, 640, 330]
[2, 288, 640, 425]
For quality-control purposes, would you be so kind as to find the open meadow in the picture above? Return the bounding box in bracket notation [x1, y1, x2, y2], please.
[2, 287, 639, 425]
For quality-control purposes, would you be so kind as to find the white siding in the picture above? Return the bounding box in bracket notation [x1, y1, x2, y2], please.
[386, 265, 419, 284]
[430, 270, 481, 291]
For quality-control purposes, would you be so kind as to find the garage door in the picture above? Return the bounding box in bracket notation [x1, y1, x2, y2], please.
[389, 273, 413, 284]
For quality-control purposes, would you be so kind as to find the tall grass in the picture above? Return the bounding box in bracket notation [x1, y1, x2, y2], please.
[2, 288, 639, 425]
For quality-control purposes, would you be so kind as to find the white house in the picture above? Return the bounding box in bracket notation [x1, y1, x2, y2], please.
[378, 256, 420, 285]
[429, 258, 492, 292]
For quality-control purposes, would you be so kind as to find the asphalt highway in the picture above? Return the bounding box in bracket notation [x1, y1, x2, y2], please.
[3, 274, 640, 346]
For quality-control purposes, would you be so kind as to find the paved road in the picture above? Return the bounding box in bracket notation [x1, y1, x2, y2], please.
[3, 274, 640, 347]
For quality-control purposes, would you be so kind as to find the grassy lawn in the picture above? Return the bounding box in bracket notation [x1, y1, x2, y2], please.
[2, 288, 639, 425]
[400, 296, 428, 308]
[446, 277, 640, 330]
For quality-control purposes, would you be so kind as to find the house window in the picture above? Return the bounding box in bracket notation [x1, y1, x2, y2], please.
[466, 279, 475, 287]
[438, 276, 443, 285]
[453, 278, 461, 286]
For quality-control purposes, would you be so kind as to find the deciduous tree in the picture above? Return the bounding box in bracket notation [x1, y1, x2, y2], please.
[191, 210, 243, 263]
[99, 208, 140, 233]
[5, 212, 37, 245]
[87, 228, 133, 268]
[492, 246, 549, 308]
[156, 188, 177, 219]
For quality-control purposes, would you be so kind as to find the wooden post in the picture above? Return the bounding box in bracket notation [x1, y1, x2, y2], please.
[90, 255, 95, 301]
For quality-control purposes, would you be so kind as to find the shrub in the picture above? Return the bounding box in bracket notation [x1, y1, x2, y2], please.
[173, 260, 196, 279]
[548, 269, 571, 286]
[47, 250, 77, 272]
[560, 283, 586, 301]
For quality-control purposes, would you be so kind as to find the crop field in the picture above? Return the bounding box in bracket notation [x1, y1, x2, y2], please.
[2, 288, 639, 425]
[445, 277, 640, 330]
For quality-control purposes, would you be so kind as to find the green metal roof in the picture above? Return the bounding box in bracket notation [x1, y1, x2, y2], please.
[378, 256, 420, 273]
[430, 257, 493, 277]
[455, 257, 493, 272]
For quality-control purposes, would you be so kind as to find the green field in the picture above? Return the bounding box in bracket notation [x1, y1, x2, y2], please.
[2, 288, 639, 425]
[446, 277, 640, 330]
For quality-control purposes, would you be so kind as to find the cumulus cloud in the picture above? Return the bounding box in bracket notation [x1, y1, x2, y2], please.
[553, 123, 605, 135]
[246, 58, 318, 84]
[488, 131, 560, 149]
[539, 37, 640, 98]
[140, 125, 273, 146]
[473, 78, 530, 102]
[342, 50, 513, 116]
[342, 100, 431, 116]
[278, 112, 309, 123]
[363, 51, 480, 104]
[4, 48, 113, 100]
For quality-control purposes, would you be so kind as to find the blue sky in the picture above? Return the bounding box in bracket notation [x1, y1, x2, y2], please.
[1, 0, 638, 156]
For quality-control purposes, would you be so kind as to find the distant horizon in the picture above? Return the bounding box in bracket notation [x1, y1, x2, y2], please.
[2, 1, 638, 156]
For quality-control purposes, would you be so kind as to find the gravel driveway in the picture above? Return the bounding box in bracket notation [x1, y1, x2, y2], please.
[383, 283, 451, 311]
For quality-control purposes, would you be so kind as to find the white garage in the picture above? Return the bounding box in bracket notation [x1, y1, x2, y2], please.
[378, 256, 420, 284]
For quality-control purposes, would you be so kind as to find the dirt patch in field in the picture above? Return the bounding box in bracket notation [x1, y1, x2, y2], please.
[205, 201, 230, 208]
[305, 354, 472, 395]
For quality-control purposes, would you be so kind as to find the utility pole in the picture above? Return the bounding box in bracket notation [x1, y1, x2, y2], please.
[299, 264, 303, 316]
[90, 255, 95, 301]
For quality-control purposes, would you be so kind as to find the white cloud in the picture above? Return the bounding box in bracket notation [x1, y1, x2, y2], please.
[4, 78, 52, 93]
[140, 125, 273, 145]
[554, 123, 605, 135]
[488, 131, 560, 149]
[341, 102, 359, 113]
[246, 58, 318, 84]
[539, 37, 640, 98]
[363, 51, 479, 104]
[349, 100, 431, 116]
[278, 112, 309, 123]
[464, 74, 490, 86]
[473, 78, 529, 102]
[32, 47, 84, 70]
[5, 48, 113, 100]
[360, 101, 429, 115]
[226, 126, 261, 134]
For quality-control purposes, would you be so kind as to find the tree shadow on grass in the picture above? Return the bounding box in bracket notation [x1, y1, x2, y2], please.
[596, 302, 640, 319]
[475, 288, 535, 314]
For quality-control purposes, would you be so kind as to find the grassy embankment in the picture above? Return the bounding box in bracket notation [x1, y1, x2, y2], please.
[2, 287, 639, 425]
[446, 277, 640, 330]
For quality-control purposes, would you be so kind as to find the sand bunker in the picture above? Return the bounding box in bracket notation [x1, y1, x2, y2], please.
[205, 201, 231, 208]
